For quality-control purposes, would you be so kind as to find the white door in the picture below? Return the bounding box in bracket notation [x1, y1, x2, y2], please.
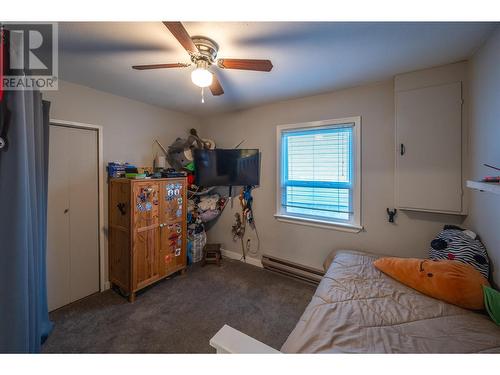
[396, 82, 463, 214]
[47, 125, 100, 311]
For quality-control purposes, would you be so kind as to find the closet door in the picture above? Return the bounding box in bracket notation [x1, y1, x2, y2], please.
[67, 127, 99, 303]
[396, 82, 463, 214]
[47, 126, 71, 311]
[47, 125, 99, 311]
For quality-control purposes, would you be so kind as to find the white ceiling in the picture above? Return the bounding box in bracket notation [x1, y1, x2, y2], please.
[59, 22, 497, 115]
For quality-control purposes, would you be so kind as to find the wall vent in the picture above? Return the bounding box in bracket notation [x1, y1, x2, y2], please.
[262, 254, 324, 285]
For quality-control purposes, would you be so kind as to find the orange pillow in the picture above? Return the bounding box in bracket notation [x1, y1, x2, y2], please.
[373, 257, 490, 310]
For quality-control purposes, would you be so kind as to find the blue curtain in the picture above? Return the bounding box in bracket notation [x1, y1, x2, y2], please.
[0, 89, 53, 353]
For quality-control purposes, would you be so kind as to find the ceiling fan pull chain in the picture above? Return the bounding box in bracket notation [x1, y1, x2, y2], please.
[201, 87, 205, 103]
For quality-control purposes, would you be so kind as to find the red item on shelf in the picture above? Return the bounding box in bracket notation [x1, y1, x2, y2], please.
[481, 176, 500, 183]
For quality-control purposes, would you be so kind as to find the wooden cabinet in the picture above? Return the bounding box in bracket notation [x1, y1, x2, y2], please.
[108, 177, 187, 301]
[395, 81, 465, 214]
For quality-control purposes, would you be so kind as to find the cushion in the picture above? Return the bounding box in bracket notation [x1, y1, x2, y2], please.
[484, 286, 500, 325]
[373, 257, 490, 310]
[429, 225, 490, 279]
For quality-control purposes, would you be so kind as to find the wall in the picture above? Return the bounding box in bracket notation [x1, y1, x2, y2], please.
[203, 78, 465, 271]
[45, 45, 498, 286]
[465, 27, 500, 287]
[44, 80, 200, 167]
[44, 80, 200, 284]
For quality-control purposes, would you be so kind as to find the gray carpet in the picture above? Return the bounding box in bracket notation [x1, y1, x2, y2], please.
[42, 259, 315, 353]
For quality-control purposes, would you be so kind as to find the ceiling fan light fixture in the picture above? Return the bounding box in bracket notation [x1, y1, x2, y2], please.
[191, 60, 213, 88]
[133, 23, 274, 99]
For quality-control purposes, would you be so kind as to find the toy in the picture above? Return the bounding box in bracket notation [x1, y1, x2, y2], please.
[155, 128, 215, 171]
[198, 194, 220, 211]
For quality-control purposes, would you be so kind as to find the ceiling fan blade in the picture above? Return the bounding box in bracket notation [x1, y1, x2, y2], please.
[210, 73, 224, 96]
[132, 63, 190, 70]
[162, 22, 199, 55]
[217, 58, 273, 72]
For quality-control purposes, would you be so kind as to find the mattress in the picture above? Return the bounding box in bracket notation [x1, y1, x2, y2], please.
[281, 250, 500, 353]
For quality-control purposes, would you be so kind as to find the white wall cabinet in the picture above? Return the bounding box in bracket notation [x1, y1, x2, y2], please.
[395, 81, 465, 215]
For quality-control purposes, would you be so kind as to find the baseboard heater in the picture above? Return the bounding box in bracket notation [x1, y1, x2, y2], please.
[262, 254, 324, 285]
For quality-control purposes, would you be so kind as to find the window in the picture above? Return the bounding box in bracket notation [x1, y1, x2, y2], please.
[275, 117, 361, 232]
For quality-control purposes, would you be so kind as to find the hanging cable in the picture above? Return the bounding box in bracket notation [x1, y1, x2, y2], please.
[232, 186, 261, 258]
[244, 218, 261, 257]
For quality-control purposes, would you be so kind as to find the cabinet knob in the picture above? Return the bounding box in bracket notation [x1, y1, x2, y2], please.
[159, 223, 164, 228]
[64, 208, 69, 214]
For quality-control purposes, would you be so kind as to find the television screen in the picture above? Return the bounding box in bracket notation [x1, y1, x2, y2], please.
[194, 149, 260, 187]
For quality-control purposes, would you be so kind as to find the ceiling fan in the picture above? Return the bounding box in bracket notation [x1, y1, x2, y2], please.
[132, 22, 273, 100]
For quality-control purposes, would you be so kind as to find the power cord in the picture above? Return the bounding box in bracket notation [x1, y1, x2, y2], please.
[245, 221, 261, 257]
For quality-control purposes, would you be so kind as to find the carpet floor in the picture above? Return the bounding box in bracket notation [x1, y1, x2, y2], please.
[42, 259, 315, 353]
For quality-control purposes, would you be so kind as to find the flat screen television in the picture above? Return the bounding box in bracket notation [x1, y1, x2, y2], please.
[194, 149, 260, 187]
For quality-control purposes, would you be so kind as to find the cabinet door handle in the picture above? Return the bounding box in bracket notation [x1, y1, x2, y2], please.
[117, 202, 126, 215]
[400, 143, 406, 156]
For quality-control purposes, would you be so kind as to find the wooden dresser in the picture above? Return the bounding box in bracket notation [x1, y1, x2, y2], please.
[108, 177, 187, 302]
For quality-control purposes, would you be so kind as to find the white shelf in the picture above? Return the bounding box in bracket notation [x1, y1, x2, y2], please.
[466, 180, 500, 195]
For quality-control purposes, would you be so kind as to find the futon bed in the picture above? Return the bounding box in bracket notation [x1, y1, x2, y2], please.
[281, 250, 500, 353]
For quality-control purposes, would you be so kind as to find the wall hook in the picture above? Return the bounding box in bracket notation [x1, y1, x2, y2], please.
[387, 208, 397, 223]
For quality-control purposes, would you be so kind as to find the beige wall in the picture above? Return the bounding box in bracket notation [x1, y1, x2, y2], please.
[44, 80, 200, 167]
[203, 79, 464, 270]
[465, 27, 500, 287]
[44, 80, 200, 284]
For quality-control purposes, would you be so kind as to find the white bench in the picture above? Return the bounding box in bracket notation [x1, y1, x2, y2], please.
[209, 325, 281, 354]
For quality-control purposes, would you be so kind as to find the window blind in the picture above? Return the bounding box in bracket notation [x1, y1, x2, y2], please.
[281, 125, 353, 222]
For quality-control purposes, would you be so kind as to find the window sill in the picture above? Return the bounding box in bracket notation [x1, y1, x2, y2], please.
[274, 214, 363, 233]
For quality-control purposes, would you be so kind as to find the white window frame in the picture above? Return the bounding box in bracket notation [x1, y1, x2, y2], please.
[274, 116, 362, 233]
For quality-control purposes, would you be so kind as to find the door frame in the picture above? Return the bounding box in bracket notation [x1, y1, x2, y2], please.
[49, 119, 106, 292]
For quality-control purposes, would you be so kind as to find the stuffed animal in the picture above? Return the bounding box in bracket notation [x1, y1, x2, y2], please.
[429, 225, 490, 279]
[166, 128, 216, 170]
[198, 194, 220, 212]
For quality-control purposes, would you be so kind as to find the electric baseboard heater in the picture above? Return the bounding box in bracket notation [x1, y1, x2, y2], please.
[262, 255, 324, 285]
